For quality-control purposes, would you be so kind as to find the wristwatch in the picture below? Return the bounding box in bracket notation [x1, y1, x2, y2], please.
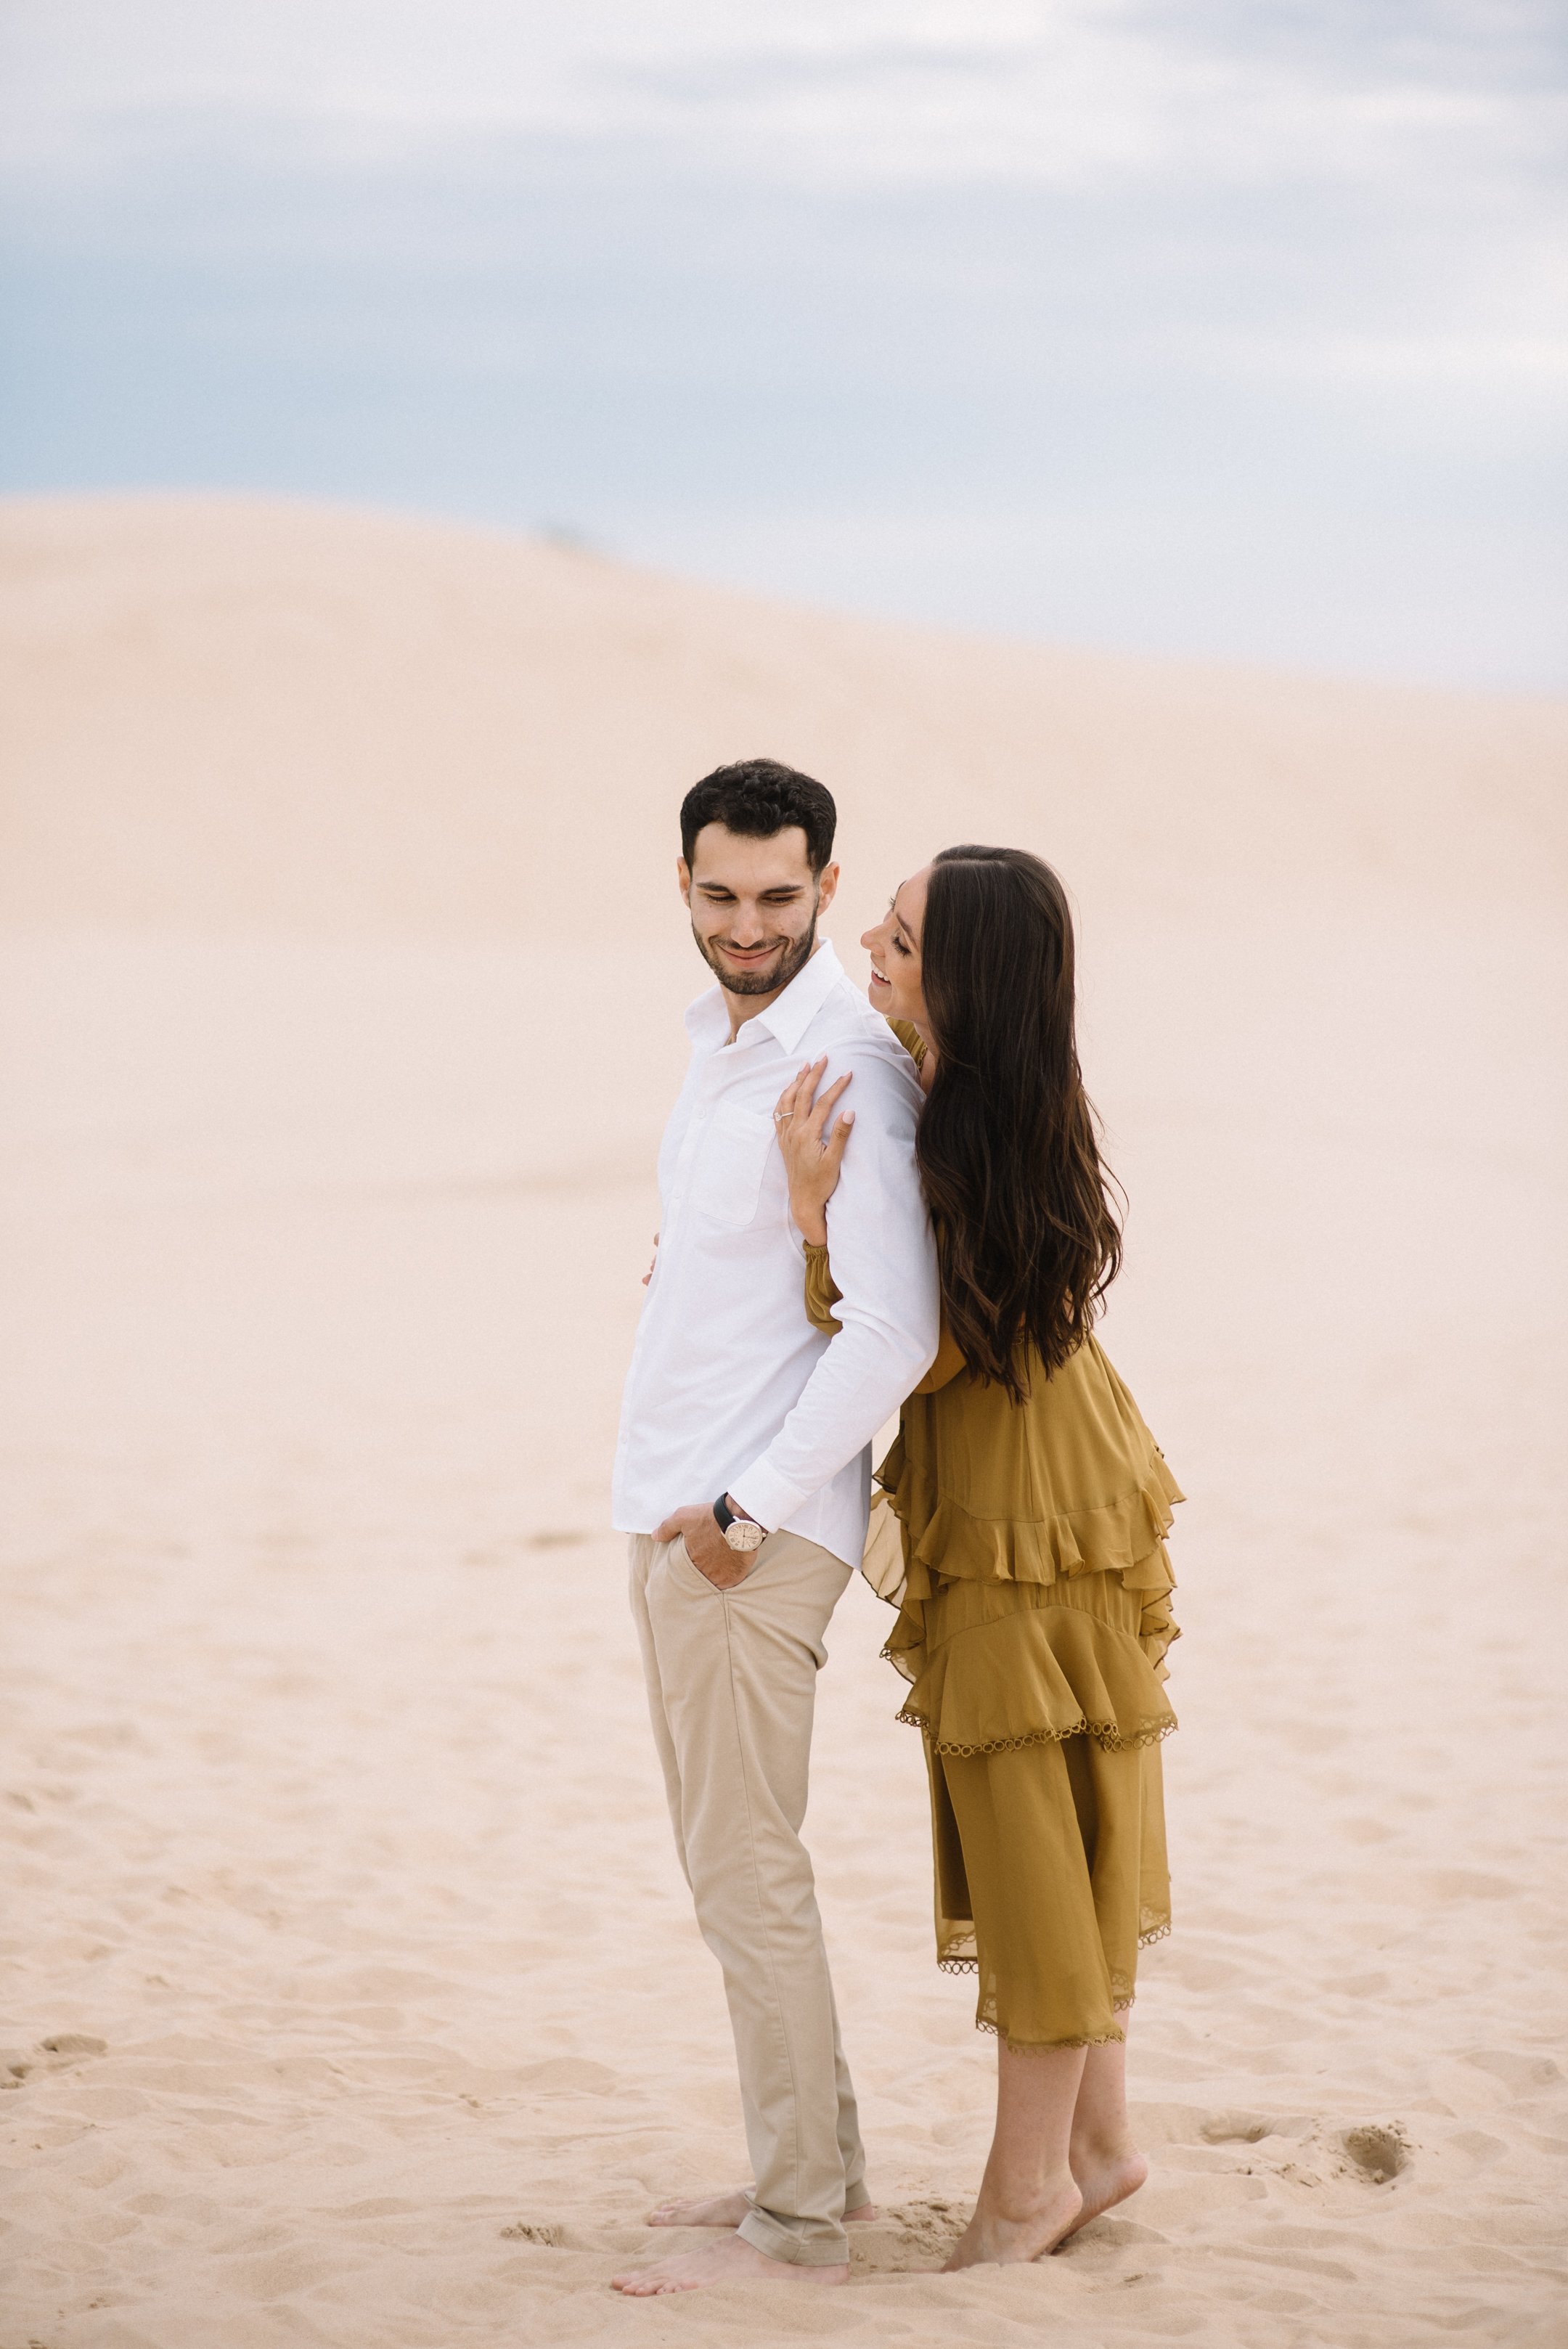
[713, 1492, 768, 1553]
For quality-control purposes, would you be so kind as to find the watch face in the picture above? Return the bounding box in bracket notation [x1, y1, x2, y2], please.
[724, 1520, 766, 1553]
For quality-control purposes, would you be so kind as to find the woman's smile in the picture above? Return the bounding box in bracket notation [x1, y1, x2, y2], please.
[860, 865, 932, 1029]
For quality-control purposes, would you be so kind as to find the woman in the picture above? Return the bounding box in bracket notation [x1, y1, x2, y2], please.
[773, 845, 1182, 2270]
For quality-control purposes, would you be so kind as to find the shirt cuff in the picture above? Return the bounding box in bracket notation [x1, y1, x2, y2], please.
[726, 1458, 809, 1536]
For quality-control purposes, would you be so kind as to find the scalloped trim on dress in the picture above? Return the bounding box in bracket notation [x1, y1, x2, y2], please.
[939, 1958, 1132, 2048]
[889, 1691, 1177, 1757]
[976, 2019, 1127, 2051]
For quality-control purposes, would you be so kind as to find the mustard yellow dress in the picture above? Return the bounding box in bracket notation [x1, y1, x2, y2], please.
[804, 1025, 1183, 2053]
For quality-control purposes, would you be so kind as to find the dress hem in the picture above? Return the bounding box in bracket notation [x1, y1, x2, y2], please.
[976, 2017, 1127, 2051]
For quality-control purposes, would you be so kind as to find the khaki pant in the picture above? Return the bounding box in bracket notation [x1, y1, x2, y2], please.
[627, 1529, 867, 2266]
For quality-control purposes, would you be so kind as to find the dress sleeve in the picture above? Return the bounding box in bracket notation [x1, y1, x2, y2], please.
[808, 1238, 966, 1389]
[889, 1018, 927, 1069]
[802, 1242, 844, 1336]
[913, 1319, 968, 1394]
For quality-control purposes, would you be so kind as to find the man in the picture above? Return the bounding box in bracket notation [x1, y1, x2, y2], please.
[611, 757, 939, 2295]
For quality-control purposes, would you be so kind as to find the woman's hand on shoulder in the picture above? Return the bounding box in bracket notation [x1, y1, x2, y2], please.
[772, 1056, 854, 1247]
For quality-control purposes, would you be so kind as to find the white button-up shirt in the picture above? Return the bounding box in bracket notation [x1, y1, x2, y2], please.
[611, 940, 940, 1569]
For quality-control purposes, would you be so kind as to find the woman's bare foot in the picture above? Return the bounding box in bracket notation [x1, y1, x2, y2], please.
[647, 2185, 875, 2228]
[1060, 2144, 1148, 2240]
[942, 2173, 1082, 2270]
[611, 2236, 850, 2293]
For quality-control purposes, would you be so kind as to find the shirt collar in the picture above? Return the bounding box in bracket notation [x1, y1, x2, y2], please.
[683, 939, 844, 1053]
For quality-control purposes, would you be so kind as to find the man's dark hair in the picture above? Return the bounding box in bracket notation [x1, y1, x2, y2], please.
[679, 759, 836, 875]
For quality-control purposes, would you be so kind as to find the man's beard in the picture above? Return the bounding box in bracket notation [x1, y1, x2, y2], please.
[694, 906, 820, 997]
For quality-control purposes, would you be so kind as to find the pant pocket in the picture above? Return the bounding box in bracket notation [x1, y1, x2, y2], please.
[668, 1535, 720, 1595]
[669, 1534, 760, 1594]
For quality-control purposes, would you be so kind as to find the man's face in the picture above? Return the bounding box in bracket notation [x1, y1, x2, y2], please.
[679, 823, 839, 1000]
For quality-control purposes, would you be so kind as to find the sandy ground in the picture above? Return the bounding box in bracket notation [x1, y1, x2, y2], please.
[1, 499, 1566, 2348]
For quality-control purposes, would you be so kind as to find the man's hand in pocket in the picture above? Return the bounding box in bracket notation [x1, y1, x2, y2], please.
[654, 1503, 754, 1588]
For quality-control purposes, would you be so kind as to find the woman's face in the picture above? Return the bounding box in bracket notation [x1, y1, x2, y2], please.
[862, 865, 931, 1027]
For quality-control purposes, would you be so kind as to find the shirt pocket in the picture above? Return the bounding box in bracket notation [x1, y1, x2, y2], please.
[688, 1103, 777, 1230]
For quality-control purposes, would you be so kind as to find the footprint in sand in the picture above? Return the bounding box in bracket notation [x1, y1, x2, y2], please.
[1195, 2106, 1410, 2186]
[1199, 2109, 1295, 2145]
[1339, 2123, 1411, 2185]
[1, 2033, 109, 2088]
[41, 2033, 108, 2059]
[859, 2199, 968, 2268]
[499, 2222, 565, 2245]
[1463, 2049, 1561, 2093]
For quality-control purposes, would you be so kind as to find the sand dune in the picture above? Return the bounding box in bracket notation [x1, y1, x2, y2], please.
[1, 496, 1565, 2347]
[3, 494, 1563, 940]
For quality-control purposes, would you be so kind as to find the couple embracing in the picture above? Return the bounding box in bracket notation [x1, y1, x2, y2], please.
[611, 759, 1183, 2295]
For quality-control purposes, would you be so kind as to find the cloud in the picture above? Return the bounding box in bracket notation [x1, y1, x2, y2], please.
[5, 0, 1565, 200]
[1, 1, 1564, 684]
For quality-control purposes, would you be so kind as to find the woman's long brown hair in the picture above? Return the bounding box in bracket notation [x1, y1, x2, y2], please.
[917, 846, 1122, 1399]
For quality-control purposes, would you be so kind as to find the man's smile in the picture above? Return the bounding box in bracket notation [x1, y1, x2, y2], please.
[715, 939, 785, 965]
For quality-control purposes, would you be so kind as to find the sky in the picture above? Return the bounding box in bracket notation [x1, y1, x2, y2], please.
[3, 1, 1566, 687]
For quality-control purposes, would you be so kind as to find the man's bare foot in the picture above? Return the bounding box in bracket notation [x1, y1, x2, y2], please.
[647, 2184, 876, 2229]
[1058, 2144, 1148, 2242]
[611, 2236, 850, 2293]
[942, 2175, 1082, 2270]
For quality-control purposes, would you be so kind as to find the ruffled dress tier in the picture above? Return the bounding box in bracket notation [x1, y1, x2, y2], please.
[805, 1233, 1183, 2054]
